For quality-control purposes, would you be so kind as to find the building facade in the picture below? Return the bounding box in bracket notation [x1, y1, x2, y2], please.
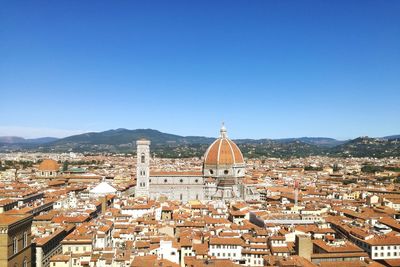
[0, 214, 33, 267]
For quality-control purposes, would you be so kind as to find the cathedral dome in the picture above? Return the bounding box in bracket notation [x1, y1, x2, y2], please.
[38, 159, 59, 171]
[204, 125, 244, 166]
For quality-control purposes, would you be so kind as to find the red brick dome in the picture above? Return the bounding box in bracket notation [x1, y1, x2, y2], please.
[204, 125, 244, 166]
[38, 159, 59, 171]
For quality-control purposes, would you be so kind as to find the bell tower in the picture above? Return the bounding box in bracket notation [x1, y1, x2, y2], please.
[135, 139, 151, 197]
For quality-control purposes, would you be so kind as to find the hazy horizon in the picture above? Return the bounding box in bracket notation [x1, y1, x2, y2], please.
[0, 125, 399, 141]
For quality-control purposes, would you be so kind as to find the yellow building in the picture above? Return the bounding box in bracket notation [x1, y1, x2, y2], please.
[0, 213, 33, 267]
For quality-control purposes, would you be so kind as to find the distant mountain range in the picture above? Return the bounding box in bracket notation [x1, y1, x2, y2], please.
[0, 128, 399, 158]
[385, 135, 400, 140]
[0, 136, 59, 144]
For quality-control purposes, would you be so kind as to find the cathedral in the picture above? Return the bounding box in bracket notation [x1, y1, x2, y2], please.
[135, 125, 252, 202]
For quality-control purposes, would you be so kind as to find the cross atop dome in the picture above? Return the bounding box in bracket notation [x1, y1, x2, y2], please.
[220, 122, 227, 138]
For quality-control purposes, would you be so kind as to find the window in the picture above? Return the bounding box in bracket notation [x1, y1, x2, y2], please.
[13, 236, 18, 253]
[23, 258, 27, 267]
[180, 179, 183, 183]
[180, 194, 183, 201]
[374, 253, 378, 257]
[195, 179, 198, 183]
[209, 169, 214, 174]
[23, 231, 28, 247]
[224, 170, 229, 174]
[164, 179, 167, 183]
[141, 153, 145, 163]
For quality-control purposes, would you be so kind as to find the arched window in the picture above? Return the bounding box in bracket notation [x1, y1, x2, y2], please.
[180, 194, 183, 201]
[13, 236, 18, 254]
[141, 153, 145, 164]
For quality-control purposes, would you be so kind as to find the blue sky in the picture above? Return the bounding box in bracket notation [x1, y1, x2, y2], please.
[1, 1, 399, 139]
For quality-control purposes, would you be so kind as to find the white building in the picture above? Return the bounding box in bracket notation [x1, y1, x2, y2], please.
[209, 237, 243, 263]
[350, 232, 400, 260]
[150, 240, 180, 264]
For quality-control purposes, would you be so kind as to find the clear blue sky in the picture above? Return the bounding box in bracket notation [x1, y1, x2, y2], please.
[1, 1, 399, 139]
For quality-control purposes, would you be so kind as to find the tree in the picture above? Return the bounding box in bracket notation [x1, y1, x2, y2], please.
[361, 165, 384, 173]
[62, 161, 69, 172]
[333, 164, 341, 172]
